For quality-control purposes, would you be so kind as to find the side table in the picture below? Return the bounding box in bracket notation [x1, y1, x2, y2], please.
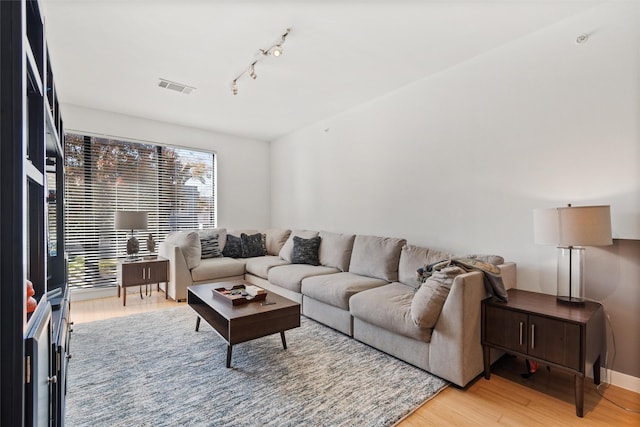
[116, 257, 169, 306]
[482, 289, 604, 417]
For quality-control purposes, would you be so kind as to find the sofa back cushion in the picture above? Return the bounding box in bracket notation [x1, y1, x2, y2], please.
[348, 235, 406, 281]
[263, 229, 291, 256]
[279, 230, 319, 262]
[399, 244, 452, 289]
[165, 231, 201, 269]
[319, 231, 355, 272]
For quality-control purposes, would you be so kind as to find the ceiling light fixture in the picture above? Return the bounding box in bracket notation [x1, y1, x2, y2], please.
[231, 28, 291, 95]
[248, 62, 257, 80]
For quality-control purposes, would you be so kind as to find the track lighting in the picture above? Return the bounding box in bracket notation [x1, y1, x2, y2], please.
[230, 28, 290, 95]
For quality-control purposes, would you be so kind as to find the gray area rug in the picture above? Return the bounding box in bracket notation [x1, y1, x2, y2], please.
[66, 306, 447, 426]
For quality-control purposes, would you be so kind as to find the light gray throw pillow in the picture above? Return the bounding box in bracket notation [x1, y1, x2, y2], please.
[411, 266, 465, 329]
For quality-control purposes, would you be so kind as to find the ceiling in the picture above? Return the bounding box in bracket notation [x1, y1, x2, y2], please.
[40, 0, 603, 141]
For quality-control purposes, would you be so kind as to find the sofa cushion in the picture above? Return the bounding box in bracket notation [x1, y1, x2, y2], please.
[245, 256, 290, 279]
[348, 235, 406, 281]
[350, 283, 433, 342]
[165, 231, 201, 269]
[319, 231, 355, 272]
[222, 234, 243, 258]
[398, 244, 451, 289]
[268, 264, 339, 293]
[411, 266, 465, 329]
[200, 233, 222, 259]
[241, 232, 267, 258]
[199, 228, 227, 251]
[291, 236, 321, 266]
[190, 257, 246, 282]
[301, 272, 388, 310]
[279, 230, 319, 262]
[263, 229, 291, 256]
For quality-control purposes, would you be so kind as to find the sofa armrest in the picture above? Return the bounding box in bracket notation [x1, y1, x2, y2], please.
[159, 242, 193, 301]
[429, 262, 517, 387]
[428, 269, 485, 387]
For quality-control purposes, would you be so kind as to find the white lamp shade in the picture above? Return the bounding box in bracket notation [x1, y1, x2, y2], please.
[534, 205, 612, 247]
[114, 210, 148, 231]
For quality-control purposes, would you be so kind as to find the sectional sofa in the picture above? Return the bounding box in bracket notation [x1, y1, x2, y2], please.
[158, 228, 516, 387]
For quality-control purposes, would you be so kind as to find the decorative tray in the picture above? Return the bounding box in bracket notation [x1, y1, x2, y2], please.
[211, 284, 267, 306]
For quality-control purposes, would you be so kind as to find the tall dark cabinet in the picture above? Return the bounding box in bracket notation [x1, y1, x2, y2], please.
[1, 0, 70, 425]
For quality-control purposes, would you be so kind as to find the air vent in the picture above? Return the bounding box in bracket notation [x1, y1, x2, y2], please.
[158, 78, 195, 95]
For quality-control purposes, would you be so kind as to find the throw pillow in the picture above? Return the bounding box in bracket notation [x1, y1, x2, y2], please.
[291, 236, 321, 266]
[164, 231, 201, 269]
[279, 230, 319, 262]
[241, 232, 267, 258]
[222, 234, 243, 258]
[200, 233, 222, 259]
[411, 266, 465, 329]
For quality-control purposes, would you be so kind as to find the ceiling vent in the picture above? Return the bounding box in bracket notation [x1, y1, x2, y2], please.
[158, 78, 195, 94]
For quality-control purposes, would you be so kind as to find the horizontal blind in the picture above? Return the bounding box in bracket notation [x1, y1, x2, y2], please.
[64, 133, 215, 288]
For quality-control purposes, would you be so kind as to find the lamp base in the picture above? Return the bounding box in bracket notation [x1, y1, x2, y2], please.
[557, 295, 586, 306]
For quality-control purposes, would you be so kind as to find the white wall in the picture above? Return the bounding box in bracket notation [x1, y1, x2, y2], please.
[270, 2, 640, 380]
[62, 104, 271, 230]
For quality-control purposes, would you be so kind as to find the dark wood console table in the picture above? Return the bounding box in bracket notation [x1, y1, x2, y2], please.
[482, 289, 604, 417]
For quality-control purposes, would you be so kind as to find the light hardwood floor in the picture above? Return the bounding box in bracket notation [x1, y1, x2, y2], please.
[71, 293, 639, 426]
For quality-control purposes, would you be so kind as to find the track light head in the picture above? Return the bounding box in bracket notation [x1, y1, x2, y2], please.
[231, 80, 238, 95]
[271, 45, 283, 57]
[248, 62, 257, 79]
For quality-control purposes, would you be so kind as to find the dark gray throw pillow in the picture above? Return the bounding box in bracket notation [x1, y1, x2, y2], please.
[222, 234, 243, 258]
[200, 233, 222, 259]
[241, 232, 266, 258]
[291, 236, 321, 266]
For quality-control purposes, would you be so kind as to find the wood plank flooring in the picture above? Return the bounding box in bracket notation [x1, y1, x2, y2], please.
[71, 293, 640, 426]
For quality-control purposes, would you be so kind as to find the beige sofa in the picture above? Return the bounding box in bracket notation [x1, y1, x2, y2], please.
[158, 227, 516, 387]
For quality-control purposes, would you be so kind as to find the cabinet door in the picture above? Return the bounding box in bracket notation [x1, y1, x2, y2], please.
[484, 305, 528, 353]
[121, 263, 144, 286]
[148, 261, 168, 283]
[528, 315, 580, 370]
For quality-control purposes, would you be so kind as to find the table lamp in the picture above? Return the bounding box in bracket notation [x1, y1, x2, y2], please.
[533, 204, 612, 305]
[114, 210, 148, 261]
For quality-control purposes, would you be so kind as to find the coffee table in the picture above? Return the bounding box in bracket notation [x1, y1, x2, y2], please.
[187, 282, 301, 368]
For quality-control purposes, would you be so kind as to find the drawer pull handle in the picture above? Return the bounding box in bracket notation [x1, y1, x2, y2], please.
[531, 324, 536, 349]
[519, 321, 523, 345]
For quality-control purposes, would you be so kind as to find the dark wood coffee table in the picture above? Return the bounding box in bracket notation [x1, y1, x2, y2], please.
[187, 282, 300, 368]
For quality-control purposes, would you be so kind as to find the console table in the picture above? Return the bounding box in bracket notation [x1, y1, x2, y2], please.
[116, 257, 169, 306]
[482, 289, 604, 417]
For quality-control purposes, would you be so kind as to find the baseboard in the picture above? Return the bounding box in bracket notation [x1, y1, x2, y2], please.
[70, 286, 117, 302]
[600, 368, 640, 393]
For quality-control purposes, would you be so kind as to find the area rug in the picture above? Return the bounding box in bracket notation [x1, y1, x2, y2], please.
[65, 306, 447, 427]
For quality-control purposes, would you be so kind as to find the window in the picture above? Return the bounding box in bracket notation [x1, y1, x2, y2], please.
[64, 133, 215, 288]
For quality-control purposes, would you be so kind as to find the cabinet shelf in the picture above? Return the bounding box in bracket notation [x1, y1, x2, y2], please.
[25, 160, 44, 186]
